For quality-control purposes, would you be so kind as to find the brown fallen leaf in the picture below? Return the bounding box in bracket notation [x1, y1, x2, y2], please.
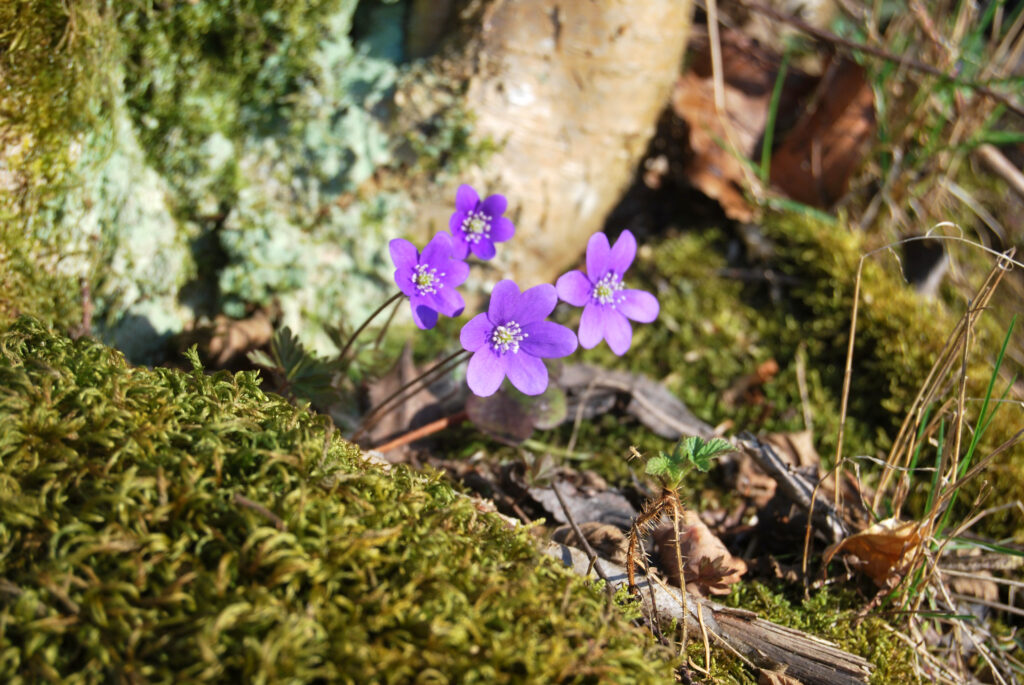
[735, 429, 819, 506]
[362, 344, 462, 455]
[557, 363, 716, 440]
[552, 522, 628, 566]
[653, 510, 748, 596]
[768, 59, 875, 208]
[945, 571, 999, 604]
[673, 28, 816, 221]
[529, 479, 637, 532]
[722, 358, 780, 409]
[673, 31, 874, 219]
[177, 310, 274, 367]
[823, 518, 930, 588]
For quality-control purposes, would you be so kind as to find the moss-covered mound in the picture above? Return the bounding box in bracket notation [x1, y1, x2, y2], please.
[0, 316, 674, 683]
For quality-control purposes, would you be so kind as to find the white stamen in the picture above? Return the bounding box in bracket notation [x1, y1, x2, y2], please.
[460, 211, 492, 244]
[592, 271, 624, 307]
[490, 321, 527, 354]
[412, 263, 445, 295]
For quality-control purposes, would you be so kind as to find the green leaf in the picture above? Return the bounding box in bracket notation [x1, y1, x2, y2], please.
[684, 436, 732, 471]
[644, 455, 671, 478]
[260, 327, 338, 407]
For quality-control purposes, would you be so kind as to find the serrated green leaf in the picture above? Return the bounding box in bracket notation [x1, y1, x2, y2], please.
[644, 455, 671, 477]
[688, 437, 732, 471]
[247, 349, 277, 369]
[266, 327, 338, 407]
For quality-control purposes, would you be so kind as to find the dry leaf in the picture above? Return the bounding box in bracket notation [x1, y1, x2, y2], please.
[177, 311, 274, 367]
[363, 344, 460, 453]
[735, 429, 819, 506]
[529, 481, 637, 532]
[823, 518, 930, 587]
[722, 358, 780, 408]
[552, 522, 628, 565]
[769, 59, 875, 208]
[673, 29, 816, 221]
[945, 571, 999, 604]
[653, 510, 747, 596]
[557, 363, 715, 439]
[673, 32, 874, 219]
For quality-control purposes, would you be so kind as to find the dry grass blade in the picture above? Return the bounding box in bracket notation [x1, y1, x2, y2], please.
[812, 234, 1023, 683]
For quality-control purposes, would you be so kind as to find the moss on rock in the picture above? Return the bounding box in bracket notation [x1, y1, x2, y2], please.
[0, 316, 675, 682]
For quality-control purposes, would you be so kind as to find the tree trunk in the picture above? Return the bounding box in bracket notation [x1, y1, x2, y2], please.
[416, 0, 693, 287]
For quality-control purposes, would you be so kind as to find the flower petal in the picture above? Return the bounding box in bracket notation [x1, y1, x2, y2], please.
[420, 231, 454, 266]
[577, 303, 605, 349]
[429, 284, 465, 318]
[450, 236, 471, 260]
[505, 353, 548, 396]
[608, 229, 637, 275]
[586, 231, 611, 280]
[467, 348, 506, 397]
[515, 283, 557, 324]
[460, 312, 492, 351]
[618, 289, 659, 323]
[411, 302, 439, 330]
[490, 216, 515, 243]
[449, 211, 467, 234]
[470, 239, 496, 261]
[602, 309, 633, 355]
[393, 268, 416, 297]
[521, 321, 578, 358]
[480, 193, 507, 218]
[389, 238, 419, 271]
[445, 257, 470, 286]
[556, 270, 592, 307]
[488, 280, 521, 323]
[455, 184, 479, 212]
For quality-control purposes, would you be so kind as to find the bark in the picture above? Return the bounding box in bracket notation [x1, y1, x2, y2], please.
[414, 0, 693, 286]
[544, 541, 874, 685]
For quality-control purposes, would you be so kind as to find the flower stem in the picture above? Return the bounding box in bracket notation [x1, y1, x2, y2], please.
[372, 295, 404, 351]
[351, 348, 471, 442]
[337, 291, 405, 363]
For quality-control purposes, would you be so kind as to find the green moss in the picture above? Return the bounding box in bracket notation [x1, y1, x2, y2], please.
[723, 582, 917, 684]
[0, 316, 676, 682]
[561, 214, 954, 472]
[0, 229, 83, 333]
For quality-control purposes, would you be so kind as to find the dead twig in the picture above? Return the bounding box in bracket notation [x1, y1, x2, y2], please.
[736, 433, 847, 544]
[550, 481, 615, 595]
[233, 493, 285, 530]
[373, 410, 468, 453]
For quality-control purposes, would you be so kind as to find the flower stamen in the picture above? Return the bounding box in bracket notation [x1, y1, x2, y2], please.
[592, 271, 624, 306]
[412, 264, 444, 295]
[490, 321, 527, 355]
[460, 211, 492, 244]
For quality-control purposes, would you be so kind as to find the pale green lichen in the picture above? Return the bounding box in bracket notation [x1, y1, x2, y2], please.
[2, 0, 489, 363]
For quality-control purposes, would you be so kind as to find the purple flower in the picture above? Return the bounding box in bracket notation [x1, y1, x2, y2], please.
[390, 232, 470, 330]
[460, 280, 578, 397]
[555, 230, 659, 355]
[448, 184, 515, 260]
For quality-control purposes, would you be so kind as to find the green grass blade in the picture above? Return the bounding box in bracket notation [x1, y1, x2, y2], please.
[760, 46, 792, 183]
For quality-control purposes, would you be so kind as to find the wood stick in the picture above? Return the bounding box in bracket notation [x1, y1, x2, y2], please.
[736, 433, 847, 543]
[542, 540, 873, 684]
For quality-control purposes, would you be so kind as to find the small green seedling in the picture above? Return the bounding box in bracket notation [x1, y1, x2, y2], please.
[627, 436, 733, 594]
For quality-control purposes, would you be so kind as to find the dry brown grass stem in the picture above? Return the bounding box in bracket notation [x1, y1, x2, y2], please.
[801, 230, 1020, 580]
[743, 0, 1024, 117]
